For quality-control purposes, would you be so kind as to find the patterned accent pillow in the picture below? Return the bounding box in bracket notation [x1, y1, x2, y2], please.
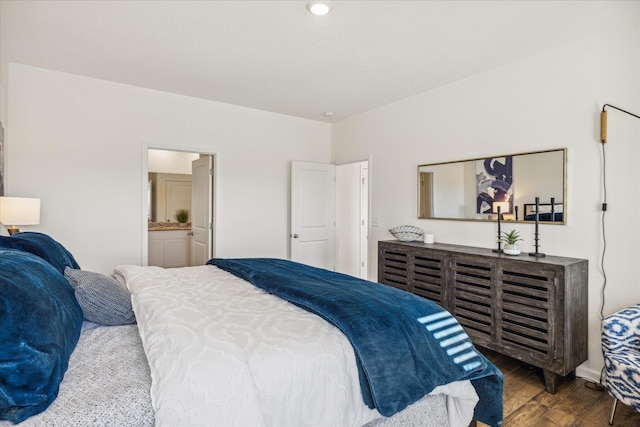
[64, 268, 136, 326]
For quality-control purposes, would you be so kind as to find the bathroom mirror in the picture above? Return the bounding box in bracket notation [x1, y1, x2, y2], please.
[148, 172, 192, 223]
[418, 148, 566, 224]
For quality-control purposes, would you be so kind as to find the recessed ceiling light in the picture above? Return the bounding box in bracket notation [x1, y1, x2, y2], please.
[307, 2, 331, 16]
[323, 111, 334, 117]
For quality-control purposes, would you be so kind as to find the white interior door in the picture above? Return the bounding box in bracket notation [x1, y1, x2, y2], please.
[191, 156, 213, 265]
[290, 161, 336, 270]
[165, 180, 191, 222]
[336, 161, 369, 279]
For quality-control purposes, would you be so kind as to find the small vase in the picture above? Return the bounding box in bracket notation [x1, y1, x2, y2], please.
[503, 244, 520, 255]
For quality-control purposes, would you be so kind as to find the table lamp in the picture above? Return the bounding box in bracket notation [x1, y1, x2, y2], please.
[0, 197, 41, 235]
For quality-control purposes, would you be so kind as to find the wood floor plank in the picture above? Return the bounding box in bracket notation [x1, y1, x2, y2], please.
[477, 348, 640, 427]
[501, 366, 545, 417]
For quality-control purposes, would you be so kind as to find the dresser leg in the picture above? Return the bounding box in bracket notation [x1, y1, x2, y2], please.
[543, 369, 558, 394]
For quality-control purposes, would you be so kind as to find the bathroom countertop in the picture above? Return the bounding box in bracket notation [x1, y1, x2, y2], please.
[148, 222, 191, 231]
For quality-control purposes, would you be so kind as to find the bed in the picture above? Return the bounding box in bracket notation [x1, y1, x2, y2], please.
[523, 202, 564, 222]
[0, 232, 503, 426]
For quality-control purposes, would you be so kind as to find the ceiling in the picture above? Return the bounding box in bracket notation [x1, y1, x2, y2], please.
[0, 1, 610, 122]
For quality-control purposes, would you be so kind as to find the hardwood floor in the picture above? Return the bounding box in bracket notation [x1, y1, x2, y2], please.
[478, 348, 640, 427]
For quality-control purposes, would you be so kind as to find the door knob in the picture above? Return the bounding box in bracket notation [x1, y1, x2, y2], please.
[292, 234, 299, 238]
[187, 231, 194, 236]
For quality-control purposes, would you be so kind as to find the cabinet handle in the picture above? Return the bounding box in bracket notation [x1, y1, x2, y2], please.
[187, 231, 194, 236]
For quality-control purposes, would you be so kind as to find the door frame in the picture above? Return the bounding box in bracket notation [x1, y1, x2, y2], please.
[141, 143, 217, 266]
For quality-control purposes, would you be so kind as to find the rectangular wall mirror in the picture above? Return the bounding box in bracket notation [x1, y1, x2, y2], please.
[418, 148, 566, 224]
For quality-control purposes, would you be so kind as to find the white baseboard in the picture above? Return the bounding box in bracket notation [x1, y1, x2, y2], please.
[576, 365, 603, 383]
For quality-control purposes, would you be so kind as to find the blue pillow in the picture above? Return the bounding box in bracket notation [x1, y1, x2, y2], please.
[0, 249, 83, 423]
[64, 268, 136, 326]
[0, 232, 80, 274]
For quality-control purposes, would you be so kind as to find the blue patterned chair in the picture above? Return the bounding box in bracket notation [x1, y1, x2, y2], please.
[602, 304, 640, 424]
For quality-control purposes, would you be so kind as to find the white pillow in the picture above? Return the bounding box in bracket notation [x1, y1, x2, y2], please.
[0, 222, 9, 236]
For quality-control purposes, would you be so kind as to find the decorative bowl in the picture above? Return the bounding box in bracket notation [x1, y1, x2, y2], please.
[389, 225, 424, 242]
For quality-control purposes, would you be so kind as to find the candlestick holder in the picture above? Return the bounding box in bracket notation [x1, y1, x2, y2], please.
[493, 205, 503, 253]
[529, 196, 545, 257]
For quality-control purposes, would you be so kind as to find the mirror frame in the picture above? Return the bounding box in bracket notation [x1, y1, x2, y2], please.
[417, 148, 567, 224]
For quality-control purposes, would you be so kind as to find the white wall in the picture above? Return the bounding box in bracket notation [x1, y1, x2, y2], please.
[148, 149, 199, 174]
[332, 3, 639, 381]
[6, 64, 330, 272]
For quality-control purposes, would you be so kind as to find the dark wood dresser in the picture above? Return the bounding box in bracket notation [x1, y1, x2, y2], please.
[378, 240, 588, 393]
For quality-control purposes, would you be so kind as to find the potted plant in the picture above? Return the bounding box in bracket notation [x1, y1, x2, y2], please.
[175, 209, 190, 224]
[499, 229, 523, 255]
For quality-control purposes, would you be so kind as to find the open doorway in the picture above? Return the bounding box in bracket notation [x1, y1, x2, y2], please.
[145, 148, 215, 267]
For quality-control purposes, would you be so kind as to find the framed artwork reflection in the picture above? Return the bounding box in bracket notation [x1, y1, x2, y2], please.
[476, 156, 513, 214]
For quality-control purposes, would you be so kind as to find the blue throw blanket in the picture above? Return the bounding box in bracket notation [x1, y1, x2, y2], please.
[0, 249, 83, 423]
[208, 258, 503, 426]
[0, 232, 80, 274]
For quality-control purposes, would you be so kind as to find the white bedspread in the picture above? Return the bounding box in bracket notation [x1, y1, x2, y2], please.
[116, 264, 478, 427]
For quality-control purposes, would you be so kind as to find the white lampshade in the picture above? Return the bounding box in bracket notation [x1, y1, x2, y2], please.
[492, 201, 510, 214]
[0, 197, 41, 235]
